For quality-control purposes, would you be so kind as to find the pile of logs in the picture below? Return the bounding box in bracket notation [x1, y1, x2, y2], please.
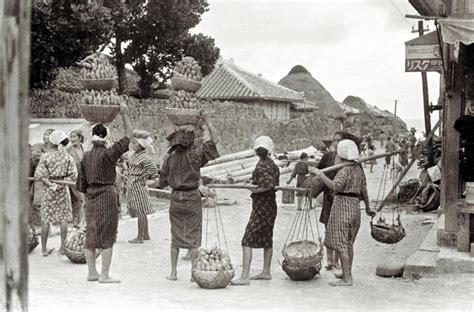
[201, 146, 322, 184]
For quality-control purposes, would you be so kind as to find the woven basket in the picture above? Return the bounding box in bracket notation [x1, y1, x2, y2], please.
[28, 227, 39, 253]
[192, 269, 234, 289]
[164, 107, 201, 126]
[419, 185, 440, 212]
[370, 221, 406, 244]
[80, 78, 116, 91]
[65, 248, 101, 264]
[282, 259, 321, 281]
[171, 76, 202, 92]
[80, 104, 120, 124]
[282, 240, 323, 267]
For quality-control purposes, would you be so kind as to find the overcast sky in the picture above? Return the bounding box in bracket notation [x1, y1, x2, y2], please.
[192, 0, 441, 123]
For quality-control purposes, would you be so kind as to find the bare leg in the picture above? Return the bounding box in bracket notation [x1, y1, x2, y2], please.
[167, 247, 179, 281]
[182, 248, 192, 261]
[143, 217, 150, 240]
[250, 248, 272, 280]
[41, 224, 54, 256]
[330, 251, 352, 286]
[59, 222, 68, 254]
[129, 216, 145, 243]
[98, 247, 121, 283]
[85, 248, 99, 281]
[231, 246, 252, 285]
[296, 196, 303, 211]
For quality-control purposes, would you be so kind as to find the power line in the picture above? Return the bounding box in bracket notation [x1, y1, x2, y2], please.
[400, 0, 412, 15]
[388, 0, 412, 26]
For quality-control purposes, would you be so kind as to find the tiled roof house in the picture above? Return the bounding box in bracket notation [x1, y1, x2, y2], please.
[197, 59, 305, 122]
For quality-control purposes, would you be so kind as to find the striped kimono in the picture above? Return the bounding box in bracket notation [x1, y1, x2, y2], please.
[77, 137, 130, 250]
[324, 165, 369, 253]
[126, 150, 159, 218]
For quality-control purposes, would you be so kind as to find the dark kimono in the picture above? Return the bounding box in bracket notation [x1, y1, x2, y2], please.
[241, 157, 280, 248]
[159, 141, 219, 249]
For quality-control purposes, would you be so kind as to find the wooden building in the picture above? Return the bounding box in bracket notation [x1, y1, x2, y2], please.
[197, 59, 305, 122]
[409, 0, 474, 253]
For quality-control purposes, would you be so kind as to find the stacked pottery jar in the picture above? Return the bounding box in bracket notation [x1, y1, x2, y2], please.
[164, 56, 204, 126]
[78, 53, 121, 124]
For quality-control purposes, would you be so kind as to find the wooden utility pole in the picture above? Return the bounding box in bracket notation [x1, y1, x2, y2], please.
[412, 20, 434, 166]
[1, 0, 31, 310]
[394, 99, 398, 117]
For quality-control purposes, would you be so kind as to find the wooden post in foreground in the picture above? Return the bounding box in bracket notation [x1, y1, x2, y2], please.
[1, 0, 32, 310]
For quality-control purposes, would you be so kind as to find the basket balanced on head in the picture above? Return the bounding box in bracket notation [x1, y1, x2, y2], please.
[78, 53, 117, 91]
[192, 247, 234, 289]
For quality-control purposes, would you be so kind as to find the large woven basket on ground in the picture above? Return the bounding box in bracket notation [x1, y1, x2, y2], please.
[80, 78, 116, 91]
[282, 259, 321, 281]
[370, 221, 406, 244]
[171, 76, 202, 92]
[80, 104, 120, 124]
[282, 240, 323, 267]
[164, 107, 201, 126]
[65, 248, 101, 264]
[192, 269, 234, 289]
[417, 184, 440, 212]
[28, 226, 39, 253]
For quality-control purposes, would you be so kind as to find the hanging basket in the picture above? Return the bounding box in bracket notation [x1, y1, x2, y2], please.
[282, 259, 321, 281]
[417, 184, 440, 212]
[80, 104, 120, 124]
[282, 240, 323, 267]
[192, 269, 234, 289]
[28, 226, 39, 253]
[80, 78, 116, 91]
[164, 107, 201, 126]
[370, 219, 406, 244]
[171, 76, 202, 92]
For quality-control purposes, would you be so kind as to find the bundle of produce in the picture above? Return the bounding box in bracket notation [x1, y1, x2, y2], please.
[28, 226, 39, 253]
[164, 90, 202, 126]
[65, 228, 100, 264]
[81, 89, 122, 106]
[171, 56, 202, 92]
[80, 84, 122, 124]
[192, 246, 234, 289]
[78, 53, 116, 90]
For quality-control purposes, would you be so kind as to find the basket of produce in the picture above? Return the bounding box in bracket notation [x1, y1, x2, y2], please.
[65, 228, 101, 264]
[28, 226, 39, 253]
[164, 107, 201, 126]
[282, 259, 321, 281]
[80, 78, 116, 91]
[80, 104, 119, 124]
[192, 247, 234, 289]
[282, 240, 323, 267]
[171, 56, 203, 92]
[171, 75, 202, 93]
[370, 217, 406, 244]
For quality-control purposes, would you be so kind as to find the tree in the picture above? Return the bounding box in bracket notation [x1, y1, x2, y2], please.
[124, 0, 219, 97]
[30, 0, 114, 88]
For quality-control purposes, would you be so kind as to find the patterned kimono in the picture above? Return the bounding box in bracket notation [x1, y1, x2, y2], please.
[159, 141, 219, 249]
[324, 165, 369, 253]
[241, 157, 280, 249]
[34, 150, 77, 225]
[127, 150, 159, 218]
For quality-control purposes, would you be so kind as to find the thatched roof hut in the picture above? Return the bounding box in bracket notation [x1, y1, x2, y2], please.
[278, 65, 346, 120]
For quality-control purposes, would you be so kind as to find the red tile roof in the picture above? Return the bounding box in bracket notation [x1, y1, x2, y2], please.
[197, 59, 304, 102]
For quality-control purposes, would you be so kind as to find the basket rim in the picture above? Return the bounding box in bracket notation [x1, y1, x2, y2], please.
[80, 77, 117, 81]
[79, 104, 120, 108]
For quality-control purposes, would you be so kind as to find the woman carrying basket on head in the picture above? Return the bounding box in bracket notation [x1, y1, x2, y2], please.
[231, 136, 280, 286]
[158, 113, 220, 281]
[309, 139, 375, 286]
[127, 131, 159, 244]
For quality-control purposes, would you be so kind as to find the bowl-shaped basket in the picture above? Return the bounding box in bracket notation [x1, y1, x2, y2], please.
[171, 76, 202, 92]
[80, 78, 116, 91]
[65, 248, 101, 264]
[80, 104, 120, 124]
[282, 240, 323, 267]
[282, 259, 321, 281]
[164, 107, 201, 126]
[192, 269, 234, 289]
[370, 221, 406, 244]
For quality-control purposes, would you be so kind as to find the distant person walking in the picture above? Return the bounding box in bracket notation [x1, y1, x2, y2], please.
[286, 152, 309, 209]
[379, 131, 386, 148]
[66, 129, 85, 226]
[384, 136, 397, 176]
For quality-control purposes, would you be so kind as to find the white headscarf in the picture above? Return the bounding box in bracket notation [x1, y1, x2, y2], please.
[90, 124, 110, 143]
[254, 136, 274, 155]
[136, 137, 155, 154]
[49, 130, 68, 146]
[337, 139, 359, 161]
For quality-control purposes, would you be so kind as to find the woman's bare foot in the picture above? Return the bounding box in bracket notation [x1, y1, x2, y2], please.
[42, 248, 55, 257]
[329, 279, 353, 286]
[230, 277, 250, 285]
[143, 234, 150, 241]
[128, 238, 143, 244]
[59, 246, 66, 255]
[250, 272, 272, 280]
[98, 276, 121, 283]
[87, 273, 100, 282]
[166, 273, 178, 281]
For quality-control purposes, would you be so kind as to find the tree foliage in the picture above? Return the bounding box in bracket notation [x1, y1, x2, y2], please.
[30, 0, 114, 88]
